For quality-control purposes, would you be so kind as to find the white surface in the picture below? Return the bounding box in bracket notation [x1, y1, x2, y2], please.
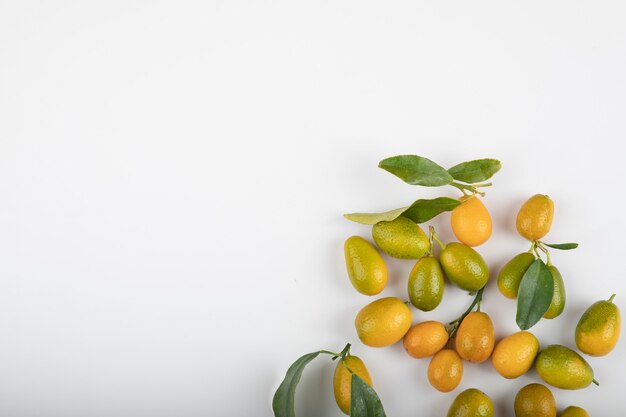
[1, 1, 625, 416]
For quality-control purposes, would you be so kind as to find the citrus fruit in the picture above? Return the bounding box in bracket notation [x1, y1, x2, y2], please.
[491, 331, 539, 379]
[450, 195, 492, 247]
[516, 194, 554, 241]
[543, 265, 565, 319]
[497, 252, 535, 299]
[355, 297, 412, 347]
[535, 345, 594, 389]
[372, 216, 429, 259]
[575, 294, 620, 356]
[428, 349, 463, 392]
[403, 321, 449, 359]
[514, 383, 556, 417]
[333, 355, 372, 415]
[560, 406, 589, 417]
[408, 256, 445, 311]
[447, 388, 494, 417]
[440, 242, 489, 291]
[455, 312, 495, 363]
[344, 236, 387, 295]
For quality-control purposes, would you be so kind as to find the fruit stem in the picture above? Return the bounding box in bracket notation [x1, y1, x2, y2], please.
[320, 343, 351, 360]
[447, 287, 485, 339]
[430, 227, 446, 250]
[609, 294, 616, 303]
[592, 378, 600, 386]
[449, 181, 487, 197]
[428, 226, 435, 255]
[535, 241, 552, 266]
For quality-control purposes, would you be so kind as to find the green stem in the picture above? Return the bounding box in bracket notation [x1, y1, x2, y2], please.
[449, 181, 487, 197]
[528, 240, 537, 254]
[430, 227, 446, 250]
[320, 343, 351, 360]
[447, 287, 485, 339]
[592, 378, 600, 386]
[536, 241, 552, 266]
[428, 225, 435, 255]
[609, 294, 616, 303]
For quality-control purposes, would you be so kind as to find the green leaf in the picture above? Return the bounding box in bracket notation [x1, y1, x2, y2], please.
[543, 242, 579, 250]
[343, 206, 409, 225]
[516, 259, 554, 330]
[272, 351, 320, 417]
[343, 197, 461, 225]
[401, 197, 461, 223]
[378, 155, 453, 186]
[447, 159, 501, 183]
[350, 373, 387, 417]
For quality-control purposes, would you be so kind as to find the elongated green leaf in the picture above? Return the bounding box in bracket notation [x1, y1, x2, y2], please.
[343, 197, 460, 225]
[401, 197, 461, 223]
[543, 242, 579, 250]
[447, 159, 501, 183]
[516, 259, 554, 330]
[272, 351, 320, 417]
[343, 206, 409, 225]
[379, 155, 453, 186]
[350, 373, 387, 417]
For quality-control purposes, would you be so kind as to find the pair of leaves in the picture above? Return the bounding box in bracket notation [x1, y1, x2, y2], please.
[344, 197, 460, 225]
[516, 258, 554, 330]
[272, 352, 386, 417]
[379, 155, 501, 186]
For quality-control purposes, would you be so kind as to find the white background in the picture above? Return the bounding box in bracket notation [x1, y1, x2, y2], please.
[1, 1, 625, 416]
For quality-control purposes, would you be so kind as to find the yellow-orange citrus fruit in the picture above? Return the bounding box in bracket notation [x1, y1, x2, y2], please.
[344, 236, 388, 295]
[575, 294, 621, 356]
[372, 216, 429, 259]
[491, 331, 539, 379]
[333, 355, 372, 415]
[355, 297, 412, 347]
[560, 406, 589, 417]
[535, 345, 594, 389]
[514, 383, 556, 417]
[403, 321, 449, 359]
[455, 312, 495, 363]
[516, 194, 554, 241]
[428, 349, 463, 392]
[447, 388, 494, 417]
[450, 195, 492, 247]
[543, 266, 565, 319]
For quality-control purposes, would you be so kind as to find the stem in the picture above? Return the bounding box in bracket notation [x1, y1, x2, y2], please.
[320, 343, 351, 360]
[430, 227, 446, 250]
[447, 287, 485, 339]
[609, 294, 616, 303]
[428, 225, 435, 255]
[536, 241, 552, 266]
[528, 240, 536, 254]
[449, 181, 488, 197]
[592, 378, 600, 386]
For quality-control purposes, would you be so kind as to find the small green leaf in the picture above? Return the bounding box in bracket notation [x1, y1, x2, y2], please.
[516, 259, 554, 330]
[272, 351, 320, 417]
[379, 155, 453, 186]
[350, 373, 387, 417]
[447, 159, 502, 183]
[543, 242, 579, 250]
[401, 197, 461, 223]
[343, 206, 409, 225]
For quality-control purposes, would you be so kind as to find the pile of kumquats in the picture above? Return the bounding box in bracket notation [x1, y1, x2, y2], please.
[272, 155, 620, 417]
